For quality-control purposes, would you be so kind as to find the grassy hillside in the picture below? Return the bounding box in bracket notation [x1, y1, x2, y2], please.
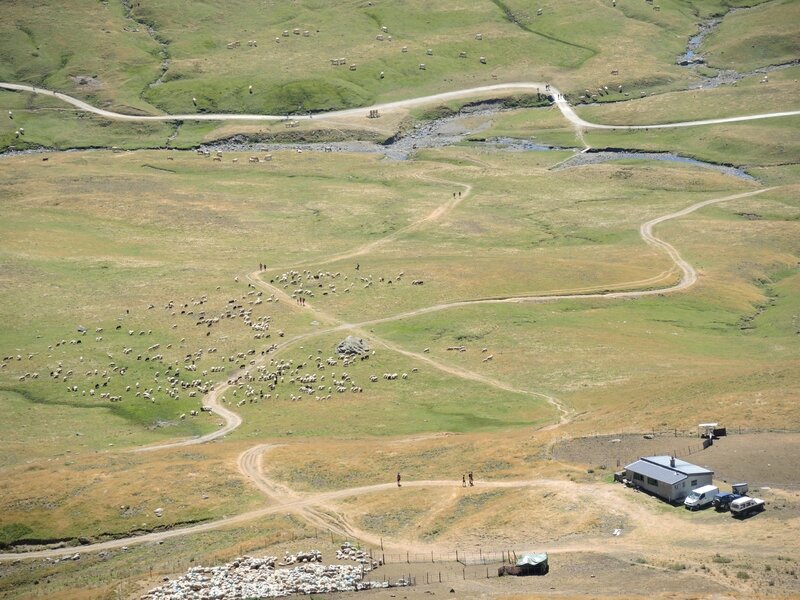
[1, 0, 785, 119]
[703, 0, 800, 71]
[1, 148, 794, 460]
[0, 3, 798, 597]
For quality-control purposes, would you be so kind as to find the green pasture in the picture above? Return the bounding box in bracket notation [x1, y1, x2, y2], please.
[472, 67, 800, 165]
[230, 329, 552, 440]
[0, 148, 766, 456]
[0, 0, 797, 586]
[0, 148, 779, 457]
[0, 0, 796, 156]
[575, 66, 800, 124]
[703, 0, 800, 72]
[367, 186, 800, 431]
[0, 141, 796, 555]
[0, 0, 161, 111]
[283, 151, 758, 322]
[2, 0, 786, 123]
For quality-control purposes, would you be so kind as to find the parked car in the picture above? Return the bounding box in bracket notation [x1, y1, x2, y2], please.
[713, 493, 742, 511]
[730, 496, 765, 518]
[684, 485, 719, 510]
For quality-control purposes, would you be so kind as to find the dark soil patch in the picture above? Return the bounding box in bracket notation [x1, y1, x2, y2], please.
[553, 433, 800, 489]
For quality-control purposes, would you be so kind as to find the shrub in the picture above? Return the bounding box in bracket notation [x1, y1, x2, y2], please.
[713, 554, 732, 564]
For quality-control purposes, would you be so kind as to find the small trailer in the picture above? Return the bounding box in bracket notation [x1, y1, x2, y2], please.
[732, 482, 749, 495]
[730, 497, 765, 519]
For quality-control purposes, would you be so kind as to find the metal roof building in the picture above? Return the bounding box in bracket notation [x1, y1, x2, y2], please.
[624, 456, 713, 503]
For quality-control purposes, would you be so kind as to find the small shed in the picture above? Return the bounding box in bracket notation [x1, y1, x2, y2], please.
[699, 422, 726, 438]
[499, 553, 549, 576]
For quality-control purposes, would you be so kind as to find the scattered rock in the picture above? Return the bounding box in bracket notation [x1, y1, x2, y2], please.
[336, 336, 369, 356]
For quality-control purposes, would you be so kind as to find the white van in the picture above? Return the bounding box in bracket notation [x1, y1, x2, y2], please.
[684, 485, 719, 510]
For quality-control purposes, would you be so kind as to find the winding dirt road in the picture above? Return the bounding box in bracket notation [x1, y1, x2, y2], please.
[0, 79, 788, 562]
[0, 182, 779, 562]
[132, 382, 242, 453]
[2, 81, 798, 130]
[0, 471, 653, 561]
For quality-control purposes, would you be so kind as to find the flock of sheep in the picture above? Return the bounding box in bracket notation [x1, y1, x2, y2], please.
[273, 268, 415, 298]
[5, 269, 435, 425]
[141, 545, 405, 600]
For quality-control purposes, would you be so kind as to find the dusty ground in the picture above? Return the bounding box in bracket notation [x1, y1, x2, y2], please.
[346, 552, 734, 599]
[552, 432, 800, 489]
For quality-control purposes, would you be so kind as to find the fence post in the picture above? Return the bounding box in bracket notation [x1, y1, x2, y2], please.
[439, 572, 441, 583]
[486, 567, 489, 578]
[382, 553, 385, 565]
[455, 549, 459, 563]
[407, 551, 409, 564]
[463, 568, 466, 580]
[427, 572, 429, 584]
[431, 551, 434, 563]
[380, 537, 384, 551]
[479, 547, 482, 561]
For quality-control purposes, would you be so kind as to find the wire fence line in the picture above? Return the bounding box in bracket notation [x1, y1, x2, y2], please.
[367, 548, 517, 566]
[577, 426, 800, 441]
[363, 565, 509, 585]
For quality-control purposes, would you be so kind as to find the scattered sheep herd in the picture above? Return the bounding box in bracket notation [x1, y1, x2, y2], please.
[6, 267, 479, 423]
[273, 268, 416, 298]
[141, 545, 405, 600]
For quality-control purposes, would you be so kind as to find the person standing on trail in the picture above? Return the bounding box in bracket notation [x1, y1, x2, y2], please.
[356, 263, 360, 271]
[462, 474, 467, 487]
[396, 472, 401, 487]
[468, 471, 474, 487]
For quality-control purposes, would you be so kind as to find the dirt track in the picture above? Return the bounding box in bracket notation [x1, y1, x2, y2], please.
[2, 81, 798, 130]
[42, 183, 777, 560]
[0, 80, 793, 573]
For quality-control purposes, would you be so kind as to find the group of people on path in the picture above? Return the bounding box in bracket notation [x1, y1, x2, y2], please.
[395, 471, 474, 487]
[296, 296, 306, 306]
